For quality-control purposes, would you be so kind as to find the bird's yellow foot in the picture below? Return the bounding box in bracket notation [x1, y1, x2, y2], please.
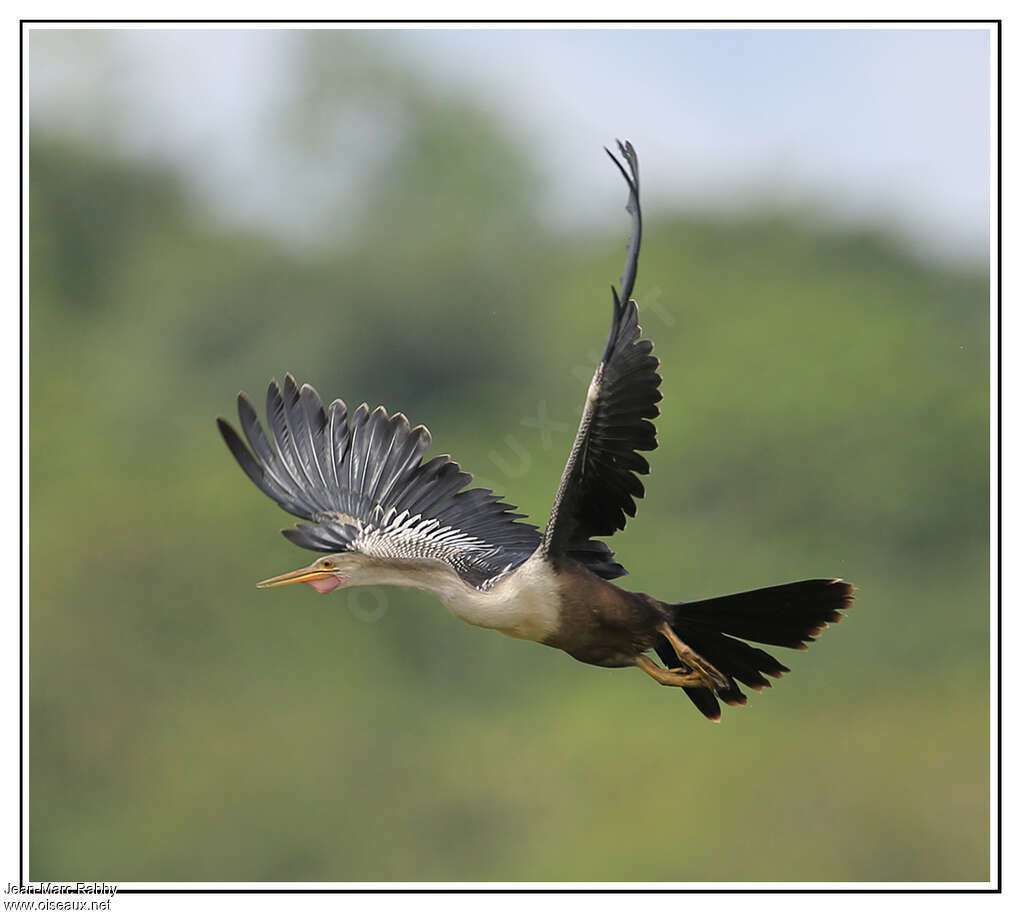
[656, 622, 730, 689]
[635, 654, 721, 689]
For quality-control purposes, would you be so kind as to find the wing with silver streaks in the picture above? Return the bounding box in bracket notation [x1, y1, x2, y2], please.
[218, 375, 540, 588]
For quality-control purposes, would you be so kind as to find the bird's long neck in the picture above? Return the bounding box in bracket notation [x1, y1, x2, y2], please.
[352, 558, 471, 607]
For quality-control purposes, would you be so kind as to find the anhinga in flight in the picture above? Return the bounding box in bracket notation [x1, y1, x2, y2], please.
[218, 141, 853, 721]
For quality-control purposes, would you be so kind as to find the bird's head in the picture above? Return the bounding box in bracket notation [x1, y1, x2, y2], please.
[256, 553, 364, 594]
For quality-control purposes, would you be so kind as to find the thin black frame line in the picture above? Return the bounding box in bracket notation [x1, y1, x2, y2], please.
[994, 16, 1002, 896]
[19, 18, 1004, 25]
[117, 888, 998, 894]
[18, 16, 25, 893]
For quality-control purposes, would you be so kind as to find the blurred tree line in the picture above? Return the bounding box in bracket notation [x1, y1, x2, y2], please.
[29, 33, 988, 882]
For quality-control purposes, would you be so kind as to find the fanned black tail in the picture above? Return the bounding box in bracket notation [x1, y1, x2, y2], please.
[654, 579, 855, 721]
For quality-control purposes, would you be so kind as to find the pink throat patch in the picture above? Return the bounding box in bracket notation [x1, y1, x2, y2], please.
[307, 576, 344, 594]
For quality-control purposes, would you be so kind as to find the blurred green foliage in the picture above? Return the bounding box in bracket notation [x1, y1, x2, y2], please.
[29, 42, 988, 883]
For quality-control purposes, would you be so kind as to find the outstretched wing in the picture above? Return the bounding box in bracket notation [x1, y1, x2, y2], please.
[543, 140, 663, 557]
[218, 375, 541, 589]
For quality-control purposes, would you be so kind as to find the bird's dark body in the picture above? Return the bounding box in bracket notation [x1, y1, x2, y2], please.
[546, 559, 665, 667]
[218, 140, 854, 721]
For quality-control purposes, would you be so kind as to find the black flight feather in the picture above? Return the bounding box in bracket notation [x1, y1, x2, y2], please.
[544, 141, 662, 555]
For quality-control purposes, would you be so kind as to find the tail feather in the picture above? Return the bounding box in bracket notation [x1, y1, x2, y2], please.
[675, 579, 854, 649]
[659, 579, 854, 720]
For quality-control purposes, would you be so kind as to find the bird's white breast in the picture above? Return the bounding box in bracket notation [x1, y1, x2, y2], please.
[441, 552, 562, 642]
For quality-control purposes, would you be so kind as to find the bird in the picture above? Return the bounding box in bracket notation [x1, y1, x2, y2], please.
[217, 140, 854, 721]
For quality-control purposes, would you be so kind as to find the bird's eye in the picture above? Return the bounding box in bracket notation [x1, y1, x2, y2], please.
[320, 559, 334, 569]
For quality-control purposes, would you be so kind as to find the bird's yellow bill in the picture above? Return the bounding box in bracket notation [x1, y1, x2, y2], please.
[257, 564, 336, 590]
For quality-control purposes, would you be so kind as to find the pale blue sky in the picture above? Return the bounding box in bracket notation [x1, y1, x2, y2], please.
[30, 27, 991, 261]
